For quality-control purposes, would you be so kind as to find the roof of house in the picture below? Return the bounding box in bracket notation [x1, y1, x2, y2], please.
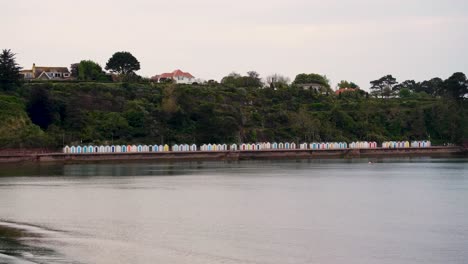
[153, 69, 194, 80]
[35, 66, 70, 73]
[335, 87, 358, 95]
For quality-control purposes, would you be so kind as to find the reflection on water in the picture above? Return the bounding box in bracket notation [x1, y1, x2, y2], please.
[0, 158, 467, 264]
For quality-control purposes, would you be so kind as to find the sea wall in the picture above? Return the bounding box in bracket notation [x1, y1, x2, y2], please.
[0, 146, 458, 164]
[0, 146, 465, 164]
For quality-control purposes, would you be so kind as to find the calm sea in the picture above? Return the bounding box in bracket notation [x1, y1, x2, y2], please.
[0, 158, 467, 264]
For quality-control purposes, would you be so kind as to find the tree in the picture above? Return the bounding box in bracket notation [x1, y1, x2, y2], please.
[293, 73, 330, 88]
[266, 74, 290, 89]
[420, 77, 444, 96]
[443, 72, 467, 99]
[78, 60, 106, 81]
[370, 75, 397, 98]
[337, 80, 359, 89]
[26, 87, 54, 129]
[393, 80, 419, 93]
[0, 49, 22, 90]
[70, 63, 79, 78]
[221, 72, 262, 88]
[105, 51, 140, 76]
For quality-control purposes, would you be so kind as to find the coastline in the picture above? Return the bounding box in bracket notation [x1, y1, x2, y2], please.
[0, 146, 465, 164]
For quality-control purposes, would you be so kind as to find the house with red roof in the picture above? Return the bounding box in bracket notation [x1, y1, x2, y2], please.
[151, 69, 195, 84]
[335, 87, 358, 95]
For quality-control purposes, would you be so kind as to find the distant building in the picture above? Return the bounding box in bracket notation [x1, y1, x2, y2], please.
[335, 87, 359, 95]
[20, 63, 71, 80]
[151, 69, 195, 84]
[296, 82, 324, 92]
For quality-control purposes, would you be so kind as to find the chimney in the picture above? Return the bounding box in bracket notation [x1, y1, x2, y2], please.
[32, 63, 36, 78]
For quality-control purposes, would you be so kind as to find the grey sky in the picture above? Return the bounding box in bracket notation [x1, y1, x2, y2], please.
[3, 0, 467, 89]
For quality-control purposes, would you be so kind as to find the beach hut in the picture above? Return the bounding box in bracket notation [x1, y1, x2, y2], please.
[142, 145, 148, 152]
[230, 144, 237, 151]
[172, 144, 179, 151]
[129, 145, 136, 152]
[152, 145, 158, 152]
[278, 142, 284, 149]
[207, 144, 213, 151]
[240, 143, 246, 151]
[93, 146, 99, 153]
[272, 142, 278, 149]
[265, 142, 271, 149]
[162, 144, 168, 151]
[201, 144, 207, 151]
[255, 143, 261, 150]
[89, 146, 94, 153]
[290, 142, 296, 149]
[98, 146, 104, 153]
[300, 143, 307, 150]
[70, 146, 76, 153]
[77, 146, 82, 153]
[217, 144, 223, 151]
[190, 144, 197, 151]
[284, 142, 290, 149]
[63, 146, 70, 153]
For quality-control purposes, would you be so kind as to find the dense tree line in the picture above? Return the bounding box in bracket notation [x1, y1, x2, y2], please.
[0, 80, 465, 149]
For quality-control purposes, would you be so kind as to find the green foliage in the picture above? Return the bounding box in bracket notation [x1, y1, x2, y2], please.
[26, 86, 54, 129]
[293, 73, 330, 88]
[77, 60, 107, 81]
[221, 72, 263, 88]
[370, 75, 397, 98]
[105, 51, 141, 76]
[0, 73, 467, 149]
[0, 49, 22, 90]
[337, 80, 359, 89]
[443, 72, 468, 99]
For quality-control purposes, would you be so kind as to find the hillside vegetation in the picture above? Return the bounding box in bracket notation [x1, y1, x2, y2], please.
[0, 82, 466, 149]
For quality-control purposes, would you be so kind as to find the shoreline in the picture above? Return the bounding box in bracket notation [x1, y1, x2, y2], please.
[0, 146, 465, 164]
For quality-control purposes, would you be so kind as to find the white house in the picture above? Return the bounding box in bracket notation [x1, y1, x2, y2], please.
[151, 69, 195, 84]
[20, 63, 71, 80]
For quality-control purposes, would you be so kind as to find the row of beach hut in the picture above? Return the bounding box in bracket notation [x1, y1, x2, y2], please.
[382, 141, 431, 148]
[62, 140, 432, 154]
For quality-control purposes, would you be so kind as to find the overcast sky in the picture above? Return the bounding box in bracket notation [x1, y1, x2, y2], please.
[2, 0, 467, 89]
